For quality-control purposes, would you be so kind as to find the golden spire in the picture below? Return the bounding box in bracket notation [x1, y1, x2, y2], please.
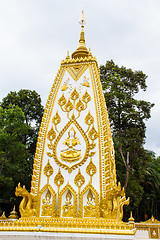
[72, 10, 89, 59]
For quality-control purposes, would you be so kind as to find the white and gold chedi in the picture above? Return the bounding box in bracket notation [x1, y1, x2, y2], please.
[0, 12, 135, 235]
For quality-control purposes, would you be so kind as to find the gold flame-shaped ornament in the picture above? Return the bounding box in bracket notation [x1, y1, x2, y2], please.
[43, 160, 53, 177]
[52, 111, 61, 125]
[74, 168, 85, 188]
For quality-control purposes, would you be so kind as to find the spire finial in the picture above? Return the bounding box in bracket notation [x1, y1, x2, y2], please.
[72, 10, 89, 59]
[79, 10, 86, 27]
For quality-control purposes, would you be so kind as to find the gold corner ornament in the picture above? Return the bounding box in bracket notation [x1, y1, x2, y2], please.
[0, 12, 135, 236]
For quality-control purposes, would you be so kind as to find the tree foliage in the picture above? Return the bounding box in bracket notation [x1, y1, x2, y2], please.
[0, 90, 44, 204]
[1, 89, 44, 159]
[100, 60, 154, 219]
[0, 105, 30, 200]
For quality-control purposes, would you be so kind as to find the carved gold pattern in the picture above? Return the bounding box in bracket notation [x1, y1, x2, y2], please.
[64, 99, 74, 112]
[66, 65, 88, 81]
[75, 99, 85, 112]
[61, 79, 69, 91]
[58, 93, 67, 107]
[79, 184, 99, 218]
[82, 90, 91, 104]
[52, 111, 61, 126]
[60, 127, 81, 163]
[70, 88, 79, 101]
[47, 126, 56, 142]
[58, 183, 77, 218]
[86, 158, 96, 183]
[85, 111, 94, 125]
[84, 189, 96, 217]
[88, 125, 98, 141]
[42, 189, 54, 216]
[50, 115, 90, 173]
[43, 160, 53, 178]
[74, 168, 85, 188]
[82, 76, 90, 87]
[62, 190, 74, 217]
[54, 168, 64, 187]
[0, 217, 135, 234]
[39, 184, 56, 217]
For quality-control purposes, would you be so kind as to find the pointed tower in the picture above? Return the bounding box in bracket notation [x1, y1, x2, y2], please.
[12, 12, 135, 235]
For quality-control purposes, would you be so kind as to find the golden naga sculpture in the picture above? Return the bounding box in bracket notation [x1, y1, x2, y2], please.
[15, 183, 37, 217]
[100, 183, 129, 220]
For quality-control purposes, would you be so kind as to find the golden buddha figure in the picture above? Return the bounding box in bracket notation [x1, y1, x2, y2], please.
[42, 189, 54, 216]
[60, 127, 81, 162]
[62, 190, 75, 217]
[84, 189, 96, 217]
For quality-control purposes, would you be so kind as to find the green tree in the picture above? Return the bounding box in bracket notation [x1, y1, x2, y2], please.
[1, 89, 44, 159]
[0, 90, 44, 214]
[139, 154, 160, 220]
[0, 105, 30, 201]
[100, 60, 154, 218]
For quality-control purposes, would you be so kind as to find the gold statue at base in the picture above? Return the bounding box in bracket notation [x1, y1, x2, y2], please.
[62, 190, 75, 217]
[84, 189, 96, 217]
[15, 183, 37, 217]
[42, 189, 54, 216]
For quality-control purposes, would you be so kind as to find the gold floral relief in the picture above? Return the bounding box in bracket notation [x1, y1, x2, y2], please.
[64, 99, 74, 112]
[84, 189, 96, 217]
[62, 190, 75, 217]
[52, 116, 90, 173]
[86, 158, 97, 177]
[43, 160, 53, 178]
[75, 99, 85, 112]
[58, 93, 67, 107]
[58, 183, 77, 218]
[74, 168, 85, 188]
[42, 189, 54, 216]
[82, 90, 91, 104]
[85, 111, 94, 125]
[52, 111, 61, 126]
[88, 125, 98, 141]
[54, 168, 64, 187]
[79, 184, 99, 218]
[47, 126, 56, 142]
[70, 88, 79, 101]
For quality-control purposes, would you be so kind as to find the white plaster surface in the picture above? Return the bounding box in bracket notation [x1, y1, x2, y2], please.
[0, 231, 135, 240]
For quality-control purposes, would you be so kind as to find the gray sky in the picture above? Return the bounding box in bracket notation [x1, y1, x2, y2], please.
[0, 0, 160, 155]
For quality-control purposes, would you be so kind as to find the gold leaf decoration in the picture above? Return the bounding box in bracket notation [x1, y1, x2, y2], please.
[85, 111, 94, 125]
[52, 111, 61, 125]
[44, 160, 53, 177]
[88, 125, 98, 141]
[61, 83, 68, 91]
[86, 158, 96, 177]
[74, 168, 85, 188]
[54, 168, 64, 187]
[64, 99, 74, 112]
[58, 93, 66, 107]
[70, 88, 79, 101]
[82, 81, 90, 87]
[82, 91, 91, 104]
[75, 99, 85, 112]
[47, 126, 56, 142]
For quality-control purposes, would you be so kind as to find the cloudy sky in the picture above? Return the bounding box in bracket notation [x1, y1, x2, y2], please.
[0, 0, 160, 155]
